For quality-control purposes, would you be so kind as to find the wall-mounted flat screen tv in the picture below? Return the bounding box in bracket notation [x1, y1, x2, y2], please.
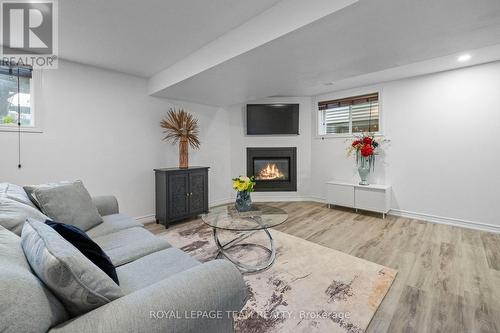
[246, 104, 299, 135]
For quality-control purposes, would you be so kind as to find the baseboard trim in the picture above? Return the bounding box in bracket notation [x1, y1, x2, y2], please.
[134, 199, 238, 223]
[135, 214, 156, 224]
[209, 196, 324, 207]
[209, 198, 233, 208]
[305, 196, 327, 203]
[305, 197, 500, 234]
[389, 209, 500, 234]
[251, 195, 323, 202]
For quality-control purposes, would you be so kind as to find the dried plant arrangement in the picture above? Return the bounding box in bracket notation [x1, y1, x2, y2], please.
[160, 108, 200, 168]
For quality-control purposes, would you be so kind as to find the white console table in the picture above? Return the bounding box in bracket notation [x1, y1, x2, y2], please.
[326, 181, 391, 218]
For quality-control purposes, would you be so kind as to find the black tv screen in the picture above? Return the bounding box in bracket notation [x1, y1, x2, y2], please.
[246, 104, 299, 135]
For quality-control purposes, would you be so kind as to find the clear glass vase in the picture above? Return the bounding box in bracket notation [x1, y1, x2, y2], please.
[235, 191, 252, 212]
[358, 157, 370, 185]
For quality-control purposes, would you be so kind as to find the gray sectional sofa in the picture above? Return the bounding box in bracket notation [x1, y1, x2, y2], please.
[0, 184, 247, 333]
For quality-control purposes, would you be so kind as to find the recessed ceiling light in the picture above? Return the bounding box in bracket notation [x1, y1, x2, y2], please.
[457, 54, 471, 62]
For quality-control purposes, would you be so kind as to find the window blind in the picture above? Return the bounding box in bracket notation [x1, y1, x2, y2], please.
[318, 93, 379, 134]
[0, 63, 32, 78]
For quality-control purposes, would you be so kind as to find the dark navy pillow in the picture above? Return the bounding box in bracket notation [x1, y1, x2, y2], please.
[45, 220, 119, 285]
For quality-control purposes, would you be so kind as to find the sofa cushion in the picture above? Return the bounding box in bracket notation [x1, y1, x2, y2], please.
[23, 180, 75, 209]
[21, 219, 123, 316]
[116, 247, 200, 294]
[86, 213, 143, 239]
[0, 197, 49, 236]
[0, 225, 68, 333]
[93, 227, 171, 267]
[0, 182, 38, 208]
[46, 220, 119, 285]
[32, 181, 103, 231]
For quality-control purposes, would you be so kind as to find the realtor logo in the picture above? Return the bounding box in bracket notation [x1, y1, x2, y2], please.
[1, 0, 58, 68]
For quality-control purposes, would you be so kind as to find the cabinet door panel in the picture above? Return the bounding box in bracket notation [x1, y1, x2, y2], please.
[327, 184, 354, 207]
[189, 172, 206, 213]
[355, 187, 386, 212]
[169, 173, 189, 218]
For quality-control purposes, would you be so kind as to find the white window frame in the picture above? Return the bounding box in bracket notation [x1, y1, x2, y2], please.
[315, 89, 383, 139]
[0, 69, 42, 133]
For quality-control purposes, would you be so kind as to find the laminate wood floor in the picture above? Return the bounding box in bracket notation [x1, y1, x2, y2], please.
[146, 201, 500, 332]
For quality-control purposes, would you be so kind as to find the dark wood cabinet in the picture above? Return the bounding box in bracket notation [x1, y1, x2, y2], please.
[154, 167, 209, 228]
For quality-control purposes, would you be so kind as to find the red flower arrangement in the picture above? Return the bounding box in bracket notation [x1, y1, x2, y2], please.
[348, 133, 382, 171]
[361, 144, 374, 157]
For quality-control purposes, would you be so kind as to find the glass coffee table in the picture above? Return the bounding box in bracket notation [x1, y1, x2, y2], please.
[201, 204, 288, 273]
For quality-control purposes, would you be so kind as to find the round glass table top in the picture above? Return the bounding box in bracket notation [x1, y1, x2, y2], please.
[201, 204, 288, 231]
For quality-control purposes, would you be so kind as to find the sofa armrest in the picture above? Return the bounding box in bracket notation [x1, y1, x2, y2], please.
[49, 260, 247, 333]
[92, 195, 119, 216]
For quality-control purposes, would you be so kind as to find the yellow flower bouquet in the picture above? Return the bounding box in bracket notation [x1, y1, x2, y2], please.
[232, 176, 255, 212]
[232, 176, 255, 192]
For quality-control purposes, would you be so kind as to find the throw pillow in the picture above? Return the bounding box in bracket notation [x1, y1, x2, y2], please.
[0, 182, 37, 208]
[0, 225, 68, 333]
[32, 181, 103, 231]
[23, 180, 75, 209]
[0, 197, 49, 236]
[21, 218, 123, 316]
[45, 220, 119, 284]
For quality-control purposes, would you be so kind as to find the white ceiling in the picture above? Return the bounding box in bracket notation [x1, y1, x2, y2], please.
[59, 0, 282, 77]
[59, 0, 500, 106]
[153, 0, 500, 105]
[146, 0, 358, 94]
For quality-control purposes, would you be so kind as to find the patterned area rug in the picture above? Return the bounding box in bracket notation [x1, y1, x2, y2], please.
[159, 219, 397, 333]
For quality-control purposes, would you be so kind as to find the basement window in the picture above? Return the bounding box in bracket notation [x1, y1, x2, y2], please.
[0, 64, 36, 131]
[318, 93, 379, 135]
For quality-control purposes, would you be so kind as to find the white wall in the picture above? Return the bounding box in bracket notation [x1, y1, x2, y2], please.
[227, 97, 312, 201]
[3, 59, 498, 231]
[161, 100, 232, 206]
[311, 61, 500, 228]
[0, 60, 231, 220]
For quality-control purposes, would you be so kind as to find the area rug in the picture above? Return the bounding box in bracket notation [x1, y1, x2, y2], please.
[158, 220, 397, 333]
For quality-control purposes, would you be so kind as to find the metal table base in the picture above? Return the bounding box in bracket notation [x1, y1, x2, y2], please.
[212, 227, 276, 273]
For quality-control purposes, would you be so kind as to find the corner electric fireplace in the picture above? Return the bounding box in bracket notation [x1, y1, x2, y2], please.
[247, 147, 297, 191]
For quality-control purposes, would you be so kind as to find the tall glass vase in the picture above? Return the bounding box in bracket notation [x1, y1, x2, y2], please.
[235, 191, 252, 212]
[358, 157, 370, 185]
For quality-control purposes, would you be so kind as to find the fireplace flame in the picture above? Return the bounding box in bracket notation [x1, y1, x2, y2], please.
[258, 163, 285, 180]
